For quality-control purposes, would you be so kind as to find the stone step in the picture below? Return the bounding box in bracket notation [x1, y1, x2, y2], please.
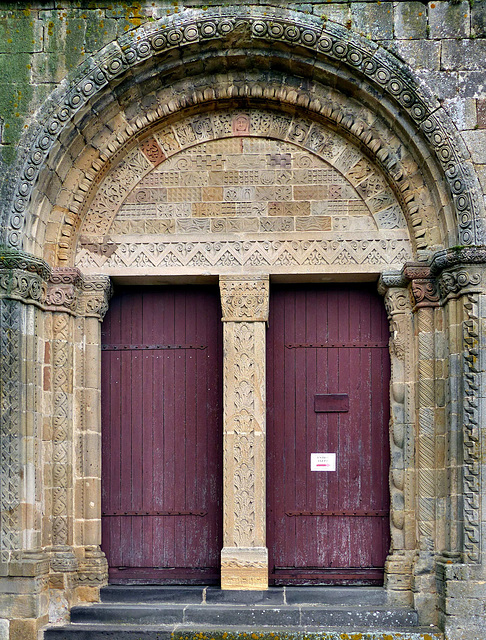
[99, 585, 388, 606]
[69, 603, 419, 628]
[44, 624, 444, 640]
[43, 587, 443, 640]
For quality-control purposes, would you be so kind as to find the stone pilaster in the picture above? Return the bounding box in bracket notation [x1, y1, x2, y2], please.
[219, 275, 269, 590]
[73, 276, 111, 602]
[405, 264, 440, 625]
[431, 248, 486, 640]
[0, 250, 51, 638]
[379, 272, 416, 606]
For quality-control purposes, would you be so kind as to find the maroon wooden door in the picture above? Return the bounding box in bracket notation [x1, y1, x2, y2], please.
[101, 286, 222, 584]
[267, 285, 391, 585]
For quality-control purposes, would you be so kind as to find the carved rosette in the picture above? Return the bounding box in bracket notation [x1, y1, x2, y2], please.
[220, 276, 269, 590]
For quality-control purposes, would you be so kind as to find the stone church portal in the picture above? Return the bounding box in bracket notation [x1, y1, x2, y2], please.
[1, 4, 486, 639]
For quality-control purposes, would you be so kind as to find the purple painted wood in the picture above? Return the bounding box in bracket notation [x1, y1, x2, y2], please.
[101, 286, 222, 584]
[267, 285, 391, 585]
[314, 394, 349, 413]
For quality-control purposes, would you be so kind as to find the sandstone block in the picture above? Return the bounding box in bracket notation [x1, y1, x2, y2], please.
[442, 39, 486, 71]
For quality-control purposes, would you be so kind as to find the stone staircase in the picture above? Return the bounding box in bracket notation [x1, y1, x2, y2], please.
[44, 586, 444, 639]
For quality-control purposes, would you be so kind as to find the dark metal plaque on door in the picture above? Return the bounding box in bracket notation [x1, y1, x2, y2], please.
[314, 393, 349, 413]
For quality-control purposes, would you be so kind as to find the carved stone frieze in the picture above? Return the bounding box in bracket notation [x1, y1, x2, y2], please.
[0, 249, 50, 280]
[3, 9, 483, 251]
[76, 237, 412, 273]
[0, 299, 22, 555]
[220, 276, 269, 322]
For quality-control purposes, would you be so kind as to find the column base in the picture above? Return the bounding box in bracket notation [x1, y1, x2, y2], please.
[221, 547, 268, 590]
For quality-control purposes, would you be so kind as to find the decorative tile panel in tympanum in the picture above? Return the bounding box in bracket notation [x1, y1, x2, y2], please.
[75, 110, 412, 274]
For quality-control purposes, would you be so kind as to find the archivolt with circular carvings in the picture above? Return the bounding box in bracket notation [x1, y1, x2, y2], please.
[1, 7, 483, 251]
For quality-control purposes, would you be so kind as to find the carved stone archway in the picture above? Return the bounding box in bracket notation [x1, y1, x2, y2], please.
[1, 7, 486, 640]
[1, 6, 484, 256]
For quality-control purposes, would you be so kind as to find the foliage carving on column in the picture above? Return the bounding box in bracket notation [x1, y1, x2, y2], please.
[220, 276, 268, 549]
[220, 276, 269, 322]
[220, 276, 268, 589]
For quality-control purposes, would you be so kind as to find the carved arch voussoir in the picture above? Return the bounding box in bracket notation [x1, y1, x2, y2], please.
[2, 7, 483, 253]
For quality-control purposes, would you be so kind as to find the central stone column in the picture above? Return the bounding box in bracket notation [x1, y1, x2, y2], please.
[219, 275, 269, 590]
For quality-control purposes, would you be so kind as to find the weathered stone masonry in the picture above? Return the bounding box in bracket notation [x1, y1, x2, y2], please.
[1, 2, 486, 639]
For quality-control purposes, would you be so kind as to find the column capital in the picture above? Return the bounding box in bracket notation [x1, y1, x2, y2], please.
[46, 269, 112, 319]
[402, 264, 439, 310]
[219, 275, 269, 322]
[77, 275, 112, 320]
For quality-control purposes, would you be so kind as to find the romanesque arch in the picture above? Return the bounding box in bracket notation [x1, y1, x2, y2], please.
[1, 7, 486, 640]
[1, 7, 483, 256]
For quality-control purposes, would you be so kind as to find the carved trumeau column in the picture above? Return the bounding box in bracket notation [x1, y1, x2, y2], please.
[219, 276, 269, 590]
